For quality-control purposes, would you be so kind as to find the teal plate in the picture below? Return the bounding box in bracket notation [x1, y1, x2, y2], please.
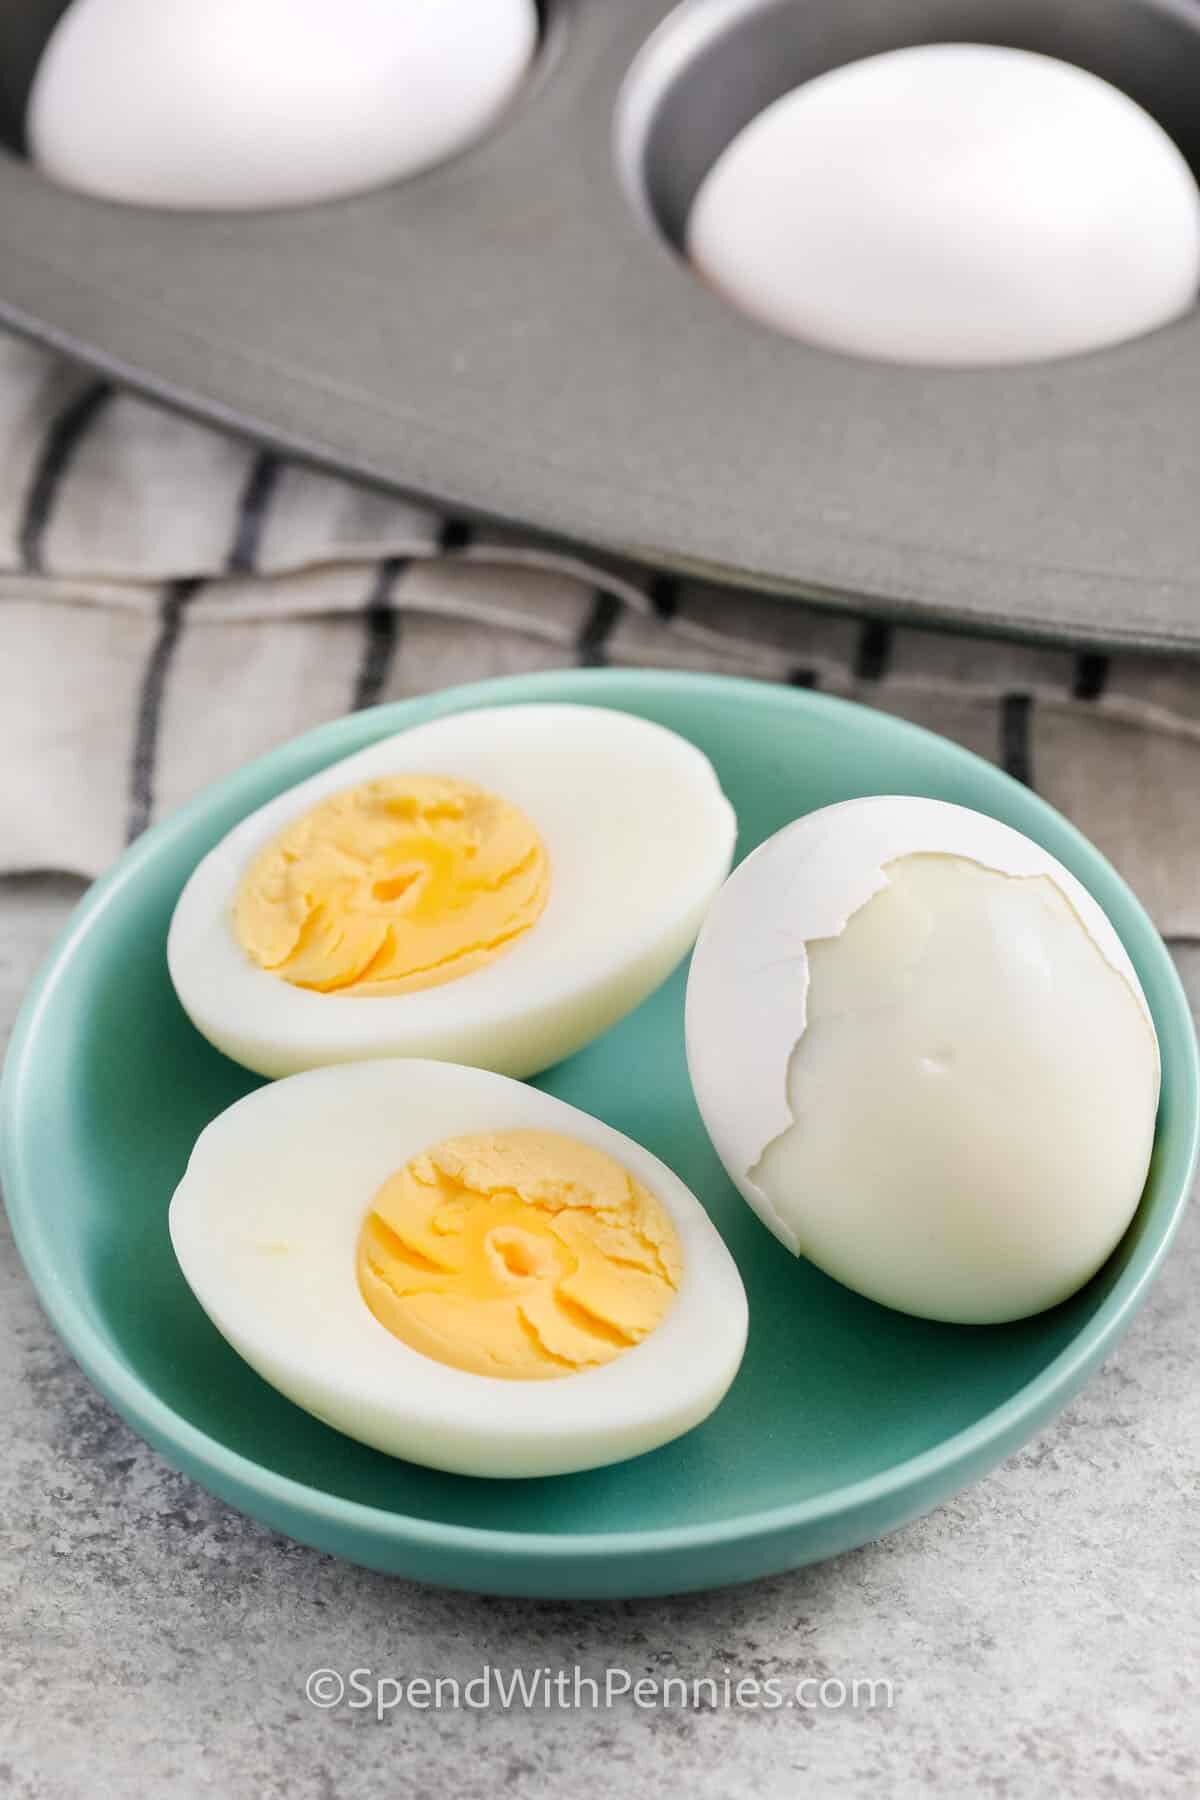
[2, 671, 1197, 1597]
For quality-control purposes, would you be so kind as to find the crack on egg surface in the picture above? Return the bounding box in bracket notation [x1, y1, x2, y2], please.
[748, 850, 1158, 1179]
[746, 852, 1158, 1319]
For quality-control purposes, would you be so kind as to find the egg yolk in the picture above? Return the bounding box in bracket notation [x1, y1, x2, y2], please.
[356, 1130, 683, 1379]
[233, 775, 550, 995]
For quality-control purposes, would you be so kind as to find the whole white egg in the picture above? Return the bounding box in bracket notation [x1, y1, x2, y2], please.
[168, 703, 737, 1079]
[687, 44, 1200, 365]
[686, 797, 1161, 1323]
[169, 1059, 749, 1477]
[28, 0, 539, 210]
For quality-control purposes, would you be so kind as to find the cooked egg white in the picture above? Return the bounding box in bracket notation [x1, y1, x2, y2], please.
[168, 704, 737, 1079]
[28, 0, 539, 210]
[169, 1060, 748, 1477]
[687, 44, 1200, 365]
[686, 797, 1161, 1323]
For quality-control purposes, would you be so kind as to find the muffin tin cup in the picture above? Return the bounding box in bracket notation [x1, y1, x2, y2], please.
[4, 0, 1200, 649]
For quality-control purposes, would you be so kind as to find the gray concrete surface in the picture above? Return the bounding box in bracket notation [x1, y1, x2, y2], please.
[1, 874, 1197, 1799]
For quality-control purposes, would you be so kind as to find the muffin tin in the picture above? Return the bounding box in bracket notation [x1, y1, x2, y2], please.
[3, 0, 1200, 650]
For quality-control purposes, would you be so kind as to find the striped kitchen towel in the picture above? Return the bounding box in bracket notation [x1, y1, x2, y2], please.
[2, 331, 1198, 937]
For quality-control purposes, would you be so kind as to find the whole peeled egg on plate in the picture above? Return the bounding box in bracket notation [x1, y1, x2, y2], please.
[686, 797, 1161, 1324]
[168, 704, 737, 1079]
[686, 44, 1200, 365]
[169, 1059, 749, 1476]
[27, 0, 539, 210]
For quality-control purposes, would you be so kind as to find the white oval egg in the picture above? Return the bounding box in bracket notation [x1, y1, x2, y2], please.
[169, 1059, 748, 1477]
[687, 44, 1200, 365]
[28, 0, 539, 210]
[168, 704, 736, 1080]
[686, 797, 1161, 1324]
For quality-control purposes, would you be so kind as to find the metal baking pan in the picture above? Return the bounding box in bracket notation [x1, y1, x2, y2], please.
[3, 0, 1200, 650]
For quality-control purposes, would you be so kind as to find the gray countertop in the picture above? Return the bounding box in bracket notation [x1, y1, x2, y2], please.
[2, 873, 1197, 1799]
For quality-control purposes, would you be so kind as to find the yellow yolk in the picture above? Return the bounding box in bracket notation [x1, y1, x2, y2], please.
[233, 775, 550, 995]
[356, 1130, 683, 1379]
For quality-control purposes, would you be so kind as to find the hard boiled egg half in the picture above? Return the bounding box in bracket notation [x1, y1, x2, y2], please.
[168, 704, 736, 1080]
[686, 797, 1161, 1324]
[169, 1060, 749, 1477]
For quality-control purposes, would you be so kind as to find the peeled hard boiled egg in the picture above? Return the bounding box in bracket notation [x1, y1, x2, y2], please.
[168, 704, 737, 1079]
[687, 44, 1200, 365]
[169, 1060, 748, 1477]
[686, 797, 1161, 1324]
[28, 0, 539, 210]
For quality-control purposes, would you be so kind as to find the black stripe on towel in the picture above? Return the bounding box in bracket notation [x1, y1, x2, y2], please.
[1071, 651, 1110, 702]
[854, 619, 893, 683]
[227, 450, 282, 574]
[577, 590, 623, 667]
[1000, 693, 1035, 787]
[437, 517, 475, 555]
[18, 380, 113, 572]
[352, 556, 407, 712]
[126, 578, 204, 842]
[649, 574, 679, 621]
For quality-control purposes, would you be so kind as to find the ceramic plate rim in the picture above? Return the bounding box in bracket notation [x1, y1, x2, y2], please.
[2, 669, 1196, 1571]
